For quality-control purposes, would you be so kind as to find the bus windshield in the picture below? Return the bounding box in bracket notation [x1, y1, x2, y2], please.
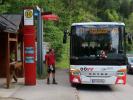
[71, 25, 125, 60]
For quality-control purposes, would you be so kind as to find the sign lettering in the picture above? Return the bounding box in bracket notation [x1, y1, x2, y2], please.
[24, 9, 34, 25]
[80, 67, 94, 71]
[25, 10, 33, 18]
[89, 28, 108, 34]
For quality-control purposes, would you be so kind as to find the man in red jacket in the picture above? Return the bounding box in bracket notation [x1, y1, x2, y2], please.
[45, 49, 57, 84]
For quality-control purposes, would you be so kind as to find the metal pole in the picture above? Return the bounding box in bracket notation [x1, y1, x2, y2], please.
[41, 8, 44, 75]
[36, 6, 43, 77]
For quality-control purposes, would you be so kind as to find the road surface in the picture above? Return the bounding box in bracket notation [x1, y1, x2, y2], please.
[76, 73, 133, 100]
[13, 69, 133, 100]
[1, 69, 133, 100]
[9, 69, 77, 100]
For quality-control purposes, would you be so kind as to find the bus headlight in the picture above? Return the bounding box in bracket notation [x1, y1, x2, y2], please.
[116, 68, 127, 84]
[70, 69, 80, 76]
[117, 68, 126, 76]
[117, 72, 125, 76]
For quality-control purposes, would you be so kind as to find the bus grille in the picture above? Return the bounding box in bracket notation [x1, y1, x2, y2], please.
[80, 71, 116, 77]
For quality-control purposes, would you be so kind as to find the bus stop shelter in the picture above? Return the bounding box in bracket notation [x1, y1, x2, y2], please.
[0, 14, 23, 88]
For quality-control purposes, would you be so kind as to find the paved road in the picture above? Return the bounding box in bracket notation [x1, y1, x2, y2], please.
[127, 73, 133, 86]
[10, 69, 77, 100]
[1, 69, 133, 100]
[76, 74, 133, 100]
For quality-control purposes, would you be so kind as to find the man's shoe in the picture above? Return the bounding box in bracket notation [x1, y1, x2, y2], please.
[52, 81, 58, 84]
[53, 78, 58, 84]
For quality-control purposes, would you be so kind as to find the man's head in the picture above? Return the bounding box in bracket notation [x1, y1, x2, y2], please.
[49, 48, 54, 53]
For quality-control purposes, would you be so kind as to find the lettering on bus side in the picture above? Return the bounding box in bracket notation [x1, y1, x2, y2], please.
[80, 67, 94, 71]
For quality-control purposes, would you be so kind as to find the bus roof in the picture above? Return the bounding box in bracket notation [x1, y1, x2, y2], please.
[72, 22, 125, 26]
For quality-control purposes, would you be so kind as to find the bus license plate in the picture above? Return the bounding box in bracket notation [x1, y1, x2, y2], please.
[92, 79, 105, 83]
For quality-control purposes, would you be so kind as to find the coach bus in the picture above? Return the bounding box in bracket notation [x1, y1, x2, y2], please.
[63, 22, 127, 85]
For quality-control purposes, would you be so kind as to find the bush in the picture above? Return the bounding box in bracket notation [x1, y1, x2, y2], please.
[44, 22, 63, 61]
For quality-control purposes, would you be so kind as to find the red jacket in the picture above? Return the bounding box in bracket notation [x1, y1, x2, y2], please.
[45, 52, 55, 66]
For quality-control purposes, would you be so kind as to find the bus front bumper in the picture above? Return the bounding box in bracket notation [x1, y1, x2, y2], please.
[70, 74, 126, 85]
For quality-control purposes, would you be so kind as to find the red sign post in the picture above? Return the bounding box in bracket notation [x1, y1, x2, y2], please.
[23, 8, 36, 85]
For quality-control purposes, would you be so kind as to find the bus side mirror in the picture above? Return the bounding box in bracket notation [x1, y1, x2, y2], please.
[63, 30, 68, 44]
[63, 35, 67, 43]
[125, 32, 127, 36]
[127, 33, 132, 44]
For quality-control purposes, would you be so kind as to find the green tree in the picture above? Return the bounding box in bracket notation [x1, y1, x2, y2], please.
[125, 13, 133, 33]
[129, 0, 133, 14]
[120, 0, 130, 18]
[44, 22, 63, 61]
[104, 9, 120, 21]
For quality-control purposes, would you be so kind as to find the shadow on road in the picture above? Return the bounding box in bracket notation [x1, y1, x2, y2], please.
[76, 84, 113, 92]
